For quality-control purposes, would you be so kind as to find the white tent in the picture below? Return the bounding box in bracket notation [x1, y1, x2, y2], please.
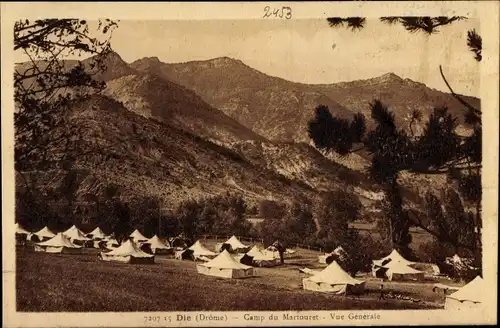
[383, 260, 425, 281]
[216, 235, 250, 253]
[372, 249, 426, 281]
[34, 233, 82, 254]
[265, 246, 296, 259]
[129, 229, 148, 242]
[105, 238, 120, 249]
[87, 227, 107, 240]
[146, 235, 171, 254]
[15, 223, 30, 235]
[372, 249, 415, 267]
[445, 276, 484, 310]
[63, 225, 91, 243]
[303, 261, 365, 295]
[100, 239, 155, 264]
[197, 250, 255, 279]
[189, 240, 217, 258]
[247, 245, 280, 267]
[29, 226, 56, 241]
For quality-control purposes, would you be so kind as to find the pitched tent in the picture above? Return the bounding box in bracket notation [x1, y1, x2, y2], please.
[303, 261, 365, 295]
[189, 240, 217, 258]
[372, 249, 414, 267]
[15, 223, 30, 235]
[247, 245, 280, 267]
[34, 233, 82, 254]
[87, 227, 107, 240]
[197, 250, 255, 279]
[100, 239, 155, 264]
[380, 260, 425, 281]
[129, 229, 148, 242]
[265, 244, 296, 259]
[145, 235, 171, 254]
[217, 236, 250, 253]
[29, 226, 56, 242]
[105, 238, 120, 250]
[445, 276, 484, 310]
[63, 225, 91, 246]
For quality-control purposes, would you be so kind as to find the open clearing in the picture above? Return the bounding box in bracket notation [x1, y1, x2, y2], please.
[16, 245, 448, 312]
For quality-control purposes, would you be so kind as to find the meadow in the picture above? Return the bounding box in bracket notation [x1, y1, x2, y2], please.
[16, 242, 449, 312]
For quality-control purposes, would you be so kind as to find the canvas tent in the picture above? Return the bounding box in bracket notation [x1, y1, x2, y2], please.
[15, 223, 30, 235]
[372, 249, 414, 267]
[445, 276, 484, 310]
[28, 226, 56, 242]
[303, 261, 365, 295]
[189, 241, 217, 258]
[105, 238, 120, 249]
[144, 235, 171, 254]
[247, 245, 280, 267]
[34, 233, 82, 254]
[87, 227, 107, 240]
[383, 260, 425, 281]
[216, 236, 250, 253]
[318, 246, 348, 264]
[372, 249, 425, 281]
[197, 250, 255, 279]
[265, 243, 296, 259]
[130, 229, 148, 242]
[100, 239, 155, 264]
[63, 225, 91, 245]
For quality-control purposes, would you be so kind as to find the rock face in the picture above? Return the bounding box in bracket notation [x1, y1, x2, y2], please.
[15, 52, 480, 218]
[130, 56, 480, 142]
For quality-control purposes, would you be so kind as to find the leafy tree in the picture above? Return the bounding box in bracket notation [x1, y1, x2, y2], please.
[258, 199, 287, 219]
[13, 19, 121, 230]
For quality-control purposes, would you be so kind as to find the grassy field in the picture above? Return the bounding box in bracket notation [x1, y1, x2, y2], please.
[16, 245, 448, 312]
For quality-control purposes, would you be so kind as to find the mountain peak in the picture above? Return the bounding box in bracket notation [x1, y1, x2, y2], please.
[377, 72, 403, 81]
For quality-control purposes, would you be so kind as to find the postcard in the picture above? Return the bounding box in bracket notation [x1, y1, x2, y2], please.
[2, 1, 498, 327]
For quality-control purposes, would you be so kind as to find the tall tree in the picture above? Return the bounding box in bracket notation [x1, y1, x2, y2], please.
[309, 16, 482, 256]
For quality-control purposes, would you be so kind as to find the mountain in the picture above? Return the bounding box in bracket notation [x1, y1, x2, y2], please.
[314, 72, 481, 133]
[130, 56, 480, 142]
[16, 52, 265, 144]
[103, 71, 265, 143]
[20, 94, 378, 210]
[130, 57, 353, 142]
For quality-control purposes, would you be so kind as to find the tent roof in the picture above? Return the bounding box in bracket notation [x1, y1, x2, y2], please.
[200, 250, 251, 269]
[88, 227, 107, 239]
[34, 226, 56, 238]
[37, 233, 82, 248]
[224, 236, 248, 249]
[373, 249, 414, 267]
[307, 261, 363, 285]
[248, 245, 274, 260]
[103, 239, 153, 258]
[189, 240, 216, 256]
[15, 223, 30, 234]
[447, 276, 484, 303]
[147, 235, 170, 249]
[130, 229, 148, 240]
[63, 225, 91, 241]
[385, 260, 423, 274]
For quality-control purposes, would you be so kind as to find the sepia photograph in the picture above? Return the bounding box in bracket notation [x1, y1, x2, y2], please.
[2, 1, 498, 327]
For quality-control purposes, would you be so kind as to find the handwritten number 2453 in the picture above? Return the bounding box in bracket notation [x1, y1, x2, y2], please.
[263, 6, 292, 19]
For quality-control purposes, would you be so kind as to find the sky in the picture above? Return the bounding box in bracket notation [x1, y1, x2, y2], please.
[106, 19, 480, 97]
